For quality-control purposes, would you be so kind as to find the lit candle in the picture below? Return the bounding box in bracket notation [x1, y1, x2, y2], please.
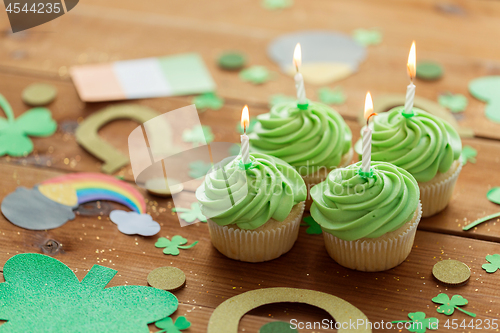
[403, 41, 416, 117]
[240, 105, 250, 165]
[362, 92, 376, 174]
[293, 43, 307, 105]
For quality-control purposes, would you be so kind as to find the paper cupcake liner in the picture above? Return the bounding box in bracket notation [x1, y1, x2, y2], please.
[419, 161, 462, 218]
[323, 202, 422, 272]
[207, 202, 305, 262]
[303, 148, 354, 210]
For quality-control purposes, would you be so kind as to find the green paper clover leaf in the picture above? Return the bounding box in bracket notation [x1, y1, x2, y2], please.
[0, 253, 178, 332]
[236, 117, 258, 134]
[155, 235, 198, 256]
[172, 202, 207, 223]
[469, 76, 500, 123]
[182, 125, 214, 147]
[261, 0, 293, 10]
[155, 316, 191, 333]
[240, 66, 273, 85]
[487, 187, 500, 205]
[392, 312, 439, 333]
[302, 216, 322, 234]
[317, 87, 346, 105]
[460, 145, 477, 165]
[352, 28, 383, 46]
[431, 293, 476, 317]
[0, 94, 56, 157]
[269, 94, 296, 108]
[438, 93, 468, 113]
[482, 254, 500, 273]
[188, 160, 212, 179]
[192, 93, 224, 112]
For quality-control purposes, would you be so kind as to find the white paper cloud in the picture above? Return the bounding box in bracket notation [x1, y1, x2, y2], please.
[109, 210, 161, 236]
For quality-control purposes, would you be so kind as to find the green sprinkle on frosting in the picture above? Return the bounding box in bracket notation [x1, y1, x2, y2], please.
[311, 161, 420, 241]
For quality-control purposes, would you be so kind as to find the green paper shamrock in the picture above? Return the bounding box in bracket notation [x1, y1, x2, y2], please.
[301, 216, 322, 234]
[0, 253, 178, 332]
[189, 160, 212, 178]
[236, 117, 258, 134]
[317, 87, 346, 105]
[460, 145, 477, 165]
[172, 202, 207, 223]
[482, 254, 500, 273]
[229, 143, 241, 156]
[240, 66, 273, 85]
[155, 316, 191, 333]
[352, 28, 383, 46]
[192, 93, 224, 112]
[487, 187, 500, 205]
[438, 93, 468, 113]
[392, 312, 439, 333]
[469, 76, 500, 123]
[182, 125, 214, 147]
[261, 0, 293, 10]
[269, 94, 296, 108]
[431, 293, 476, 317]
[0, 94, 56, 157]
[155, 235, 198, 256]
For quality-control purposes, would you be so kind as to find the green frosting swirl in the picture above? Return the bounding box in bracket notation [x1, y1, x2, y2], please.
[196, 153, 306, 230]
[355, 107, 462, 182]
[310, 161, 419, 241]
[249, 101, 352, 176]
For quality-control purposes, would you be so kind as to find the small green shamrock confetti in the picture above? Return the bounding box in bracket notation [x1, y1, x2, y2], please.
[155, 235, 198, 255]
[431, 294, 476, 317]
[261, 0, 293, 10]
[172, 202, 207, 223]
[487, 187, 500, 205]
[392, 312, 439, 333]
[269, 94, 296, 108]
[483, 254, 500, 273]
[188, 160, 212, 179]
[229, 143, 241, 156]
[155, 316, 191, 333]
[352, 28, 383, 46]
[438, 93, 468, 113]
[240, 66, 273, 85]
[301, 216, 322, 234]
[317, 87, 346, 105]
[0, 94, 56, 157]
[460, 145, 477, 165]
[192, 92, 224, 112]
[237, 117, 258, 134]
[182, 125, 214, 147]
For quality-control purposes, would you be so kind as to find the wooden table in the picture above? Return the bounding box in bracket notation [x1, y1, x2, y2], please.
[1, 0, 500, 332]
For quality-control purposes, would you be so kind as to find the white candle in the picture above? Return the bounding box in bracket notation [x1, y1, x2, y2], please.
[403, 41, 416, 117]
[362, 92, 375, 174]
[240, 105, 250, 164]
[293, 43, 307, 105]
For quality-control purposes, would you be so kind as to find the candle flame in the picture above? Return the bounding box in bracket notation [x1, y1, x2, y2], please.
[293, 43, 302, 72]
[241, 105, 249, 133]
[364, 92, 376, 125]
[407, 41, 416, 80]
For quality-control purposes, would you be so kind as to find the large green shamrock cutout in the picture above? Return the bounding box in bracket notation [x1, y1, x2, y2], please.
[431, 294, 476, 317]
[155, 316, 191, 333]
[469, 76, 500, 123]
[239, 66, 273, 85]
[269, 94, 295, 108]
[236, 117, 258, 134]
[317, 87, 346, 105]
[192, 93, 224, 112]
[172, 202, 207, 223]
[438, 93, 468, 113]
[188, 160, 212, 179]
[392, 312, 439, 333]
[301, 216, 322, 234]
[487, 187, 500, 205]
[460, 145, 477, 165]
[482, 254, 500, 273]
[352, 28, 383, 46]
[182, 125, 214, 147]
[155, 235, 198, 256]
[0, 94, 56, 157]
[0, 253, 177, 332]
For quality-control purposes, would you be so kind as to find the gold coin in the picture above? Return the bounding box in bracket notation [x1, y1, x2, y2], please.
[432, 260, 470, 285]
[147, 266, 186, 291]
[145, 178, 183, 197]
[22, 83, 57, 106]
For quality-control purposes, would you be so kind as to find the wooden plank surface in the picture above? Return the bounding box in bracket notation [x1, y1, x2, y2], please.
[1, 0, 500, 332]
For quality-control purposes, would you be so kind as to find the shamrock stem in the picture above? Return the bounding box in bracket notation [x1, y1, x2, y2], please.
[178, 241, 198, 249]
[463, 212, 500, 231]
[0, 94, 15, 123]
[454, 306, 476, 317]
